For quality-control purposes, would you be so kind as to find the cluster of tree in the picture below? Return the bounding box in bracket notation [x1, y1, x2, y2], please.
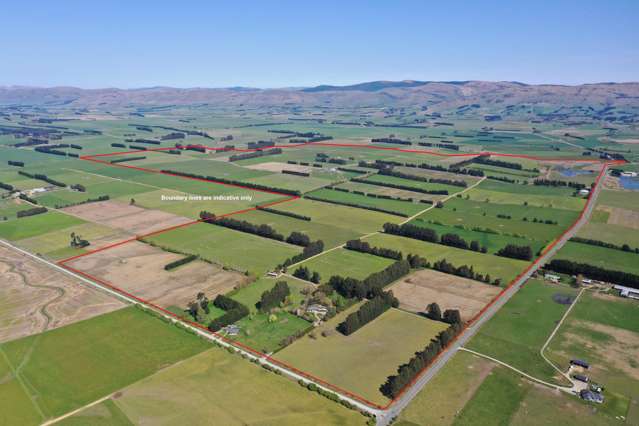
[69, 144, 82, 150]
[352, 177, 448, 195]
[497, 213, 511, 219]
[522, 217, 558, 225]
[247, 140, 275, 149]
[259, 281, 290, 312]
[546, 259, 639, 290]
[383, 222, 438, 243]
[433, 259, 493, 284]
[165, 169, 301, 196]
[345, 239, 402, 260]
[207, 295, 250, 332]
[282, 170, 310, 177]
[229, 148, 282, 162]
[19, 171, 66, 187]
[487, 175, 517, 184]
[337, 167, 367, 174]
[533, 179, 586, 190]
[128, 144, 148, 151]
[164, 255, 198, 271]
[160, 132, 186, 140]
[281, 240, 325, 267]
[571, 237, 639, 254]
[130, 124, 214, 139]
[34, 146, 68, 157]
[159, 149, 181, 155]
[496, 244, 533, 261]
[360, 159, 483, 177]
[111, 143, 126, 148]
[70, 184, 86, 192]
[473, 155, 523, 170]
[417, 142, 460, 151]
[304, 194, 409, 218]
[210, 216, 284, 241]
[184, 144, 206, 153]
[286, 231, 311, 246]
[440, 233, 486, 253]
[17, 206, 48, 218]
[19, 194, 38, 204]
[379, 168, 467, 187]
[53, 195, 109, 209]
[0, 182, 14, 191]
[329, 260, 411, 300]
[307, 136, 333, 143]
[292, 266, 321, 283]
[111, 156, 147, 164]
[69, 232, 90, 248]
[256, 206, 311, 221]
[187, 292, 210, 322]
[380, 321, 463, 398]
[338, 291, 399, 335]
[13, 139, 48, 148]
[8, 161, 24, 167]
[371, 138, 412, 145]
[124, 138, 161, 145]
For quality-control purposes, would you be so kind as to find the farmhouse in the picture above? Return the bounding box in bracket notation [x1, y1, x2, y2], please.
[306, 304, 328, 316]
[580, 389, 604, 403]
[573, 374, 589, 383]
[614, 284, 639, 300]
[222, 324, 241, 336]
[578, 188, 590, 196]
[545, 273, 561, 283]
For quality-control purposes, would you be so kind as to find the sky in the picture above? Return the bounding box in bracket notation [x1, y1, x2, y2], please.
[1, 0, 637, 88]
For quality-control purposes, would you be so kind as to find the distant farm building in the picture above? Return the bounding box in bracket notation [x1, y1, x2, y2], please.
[222, 324, 241, 336]
[570, 359, 590, 369]
[620, 171, 638, 177]
[614, 285, 639, 300]
[579, 189, 590, 196]
[306, 304, 328, 316]
[573, 374, 590, 383]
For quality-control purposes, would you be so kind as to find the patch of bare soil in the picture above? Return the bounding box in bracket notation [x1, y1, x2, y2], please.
[67, 241, 248, 309]
[606, 207, 639, 229]
[388, 269, 500, 321]
[0, 245, 124, 343]
[62, 200, 193, 235]
[245, 162, 312, 174]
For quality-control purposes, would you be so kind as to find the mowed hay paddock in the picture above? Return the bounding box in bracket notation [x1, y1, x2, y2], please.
[62, 200, 193, 236]
[245, 161, 313, 174]
[0, 245, 124, 344]
[67, 241, 247, 308]
[389, 269, 501, 321]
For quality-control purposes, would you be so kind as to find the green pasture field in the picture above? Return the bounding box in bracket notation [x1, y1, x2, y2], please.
[297, 248, 395, 284]
[365, 233, 528, 284]
[465, 186, 586, 211]
[305, 188, 426, 216]
[15, 222, 119, 259]
[57, 399, 133, 426]
[272, 198, 400, 235]
[237, 209, 361, 248]
[396, 351, 495, 426]
[233, 311, 311, 353]
[360, 173, 466, 194]
[477, 178, 578, 197]
[554, 241, 639, 275]
[0, 170, 51, 191]
[470, 163, 539, 179]
[247, 173, 330, 193]
[466, 279, 578, 385]
[420, 197, 579, 241]
[546, 291, 638, 420]
[0, 211, 84, 241]
[143, 157, 274, 180]
[63, 348, 366, 426]
[229, 276, 310, 313]
[275, 307, 448, 405]
[0, 307, 209, 424]
[408, 218, 547, 255]
[577, 221, 639, 247]
[36, 181, 154, 208]
[453, 366, 531, 426]
[145, 222, 301, 275]
[0, 199, 35, 220]
[393, 166, 481, 185]
[336, 181, 441, 203]
[597, 189, 639, 211]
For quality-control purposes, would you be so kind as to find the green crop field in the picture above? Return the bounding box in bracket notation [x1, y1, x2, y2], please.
[419, 197, 579, 241]
[238, 209, 361, 248]
[57, 399, 133, 426]
[365, 233, 528, 284]
[597, 189, 639, 211]
[248, 173, 330, 193]
[62, 349, 366, 426]
[0, 211, 84, 241]
[233, 311, 311, 353]
[276, 307, 447, 405]
[297, 248, 395, 283]
[229, 276, 310, 313]
[466, 279, 578, 385]
[577, 221, 639, 247]
[272, 198, 399, 235]
[0, 307, 209, 424]
[358, 173, 465, 194]
[146, 222, 301, 275]
[305, 188, 426, 216]
[554, 241, 639, 275]
[408, 218, 547, 255]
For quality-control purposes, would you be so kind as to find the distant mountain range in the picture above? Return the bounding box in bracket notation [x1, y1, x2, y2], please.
[1, 80, 638, 110]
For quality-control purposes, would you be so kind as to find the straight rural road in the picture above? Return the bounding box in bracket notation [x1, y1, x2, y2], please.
[376, 163, 609, 425]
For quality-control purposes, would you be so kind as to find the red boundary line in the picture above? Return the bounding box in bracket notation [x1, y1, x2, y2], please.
[56, 142, 623, 411]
